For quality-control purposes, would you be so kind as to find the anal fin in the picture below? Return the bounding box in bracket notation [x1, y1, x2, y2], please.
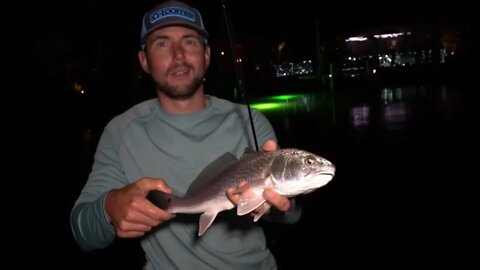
[198, 211, 218, 236]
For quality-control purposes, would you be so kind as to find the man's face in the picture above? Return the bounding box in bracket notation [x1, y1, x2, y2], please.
[139, 26, 211, 99]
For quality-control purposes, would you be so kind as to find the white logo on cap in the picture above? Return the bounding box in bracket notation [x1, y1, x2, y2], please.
[150, 7, 196, 23]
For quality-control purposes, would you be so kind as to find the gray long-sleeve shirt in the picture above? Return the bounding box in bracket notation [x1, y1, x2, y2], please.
[70, 96, 301, 269]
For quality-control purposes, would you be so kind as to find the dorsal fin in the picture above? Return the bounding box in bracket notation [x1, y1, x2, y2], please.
[186, 152, 238, 195]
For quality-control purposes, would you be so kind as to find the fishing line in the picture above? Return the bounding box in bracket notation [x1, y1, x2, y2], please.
[220, 0, 259, 151]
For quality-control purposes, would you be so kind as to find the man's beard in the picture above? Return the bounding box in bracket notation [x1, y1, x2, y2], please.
[156, 75, 204, 100]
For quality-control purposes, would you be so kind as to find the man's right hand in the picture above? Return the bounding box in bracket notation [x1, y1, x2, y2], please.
[105, 178, 176, 238]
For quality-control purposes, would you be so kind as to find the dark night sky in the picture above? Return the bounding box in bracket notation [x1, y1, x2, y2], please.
[10, 0, 473, 43]
[5, 0, 474, 104]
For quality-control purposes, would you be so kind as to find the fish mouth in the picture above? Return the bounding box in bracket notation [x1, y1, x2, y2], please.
[308, 170, 335, 186]
[311, 169, 335, 178]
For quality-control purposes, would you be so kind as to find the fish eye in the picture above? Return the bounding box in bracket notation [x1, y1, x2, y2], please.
[305, 156, 315, 165]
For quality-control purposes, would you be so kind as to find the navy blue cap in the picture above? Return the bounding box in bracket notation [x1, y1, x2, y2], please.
[140, 1, 209, 45]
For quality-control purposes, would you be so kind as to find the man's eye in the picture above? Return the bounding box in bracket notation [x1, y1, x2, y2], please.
[152, 40, 169, 48]
[184, 39, 199, 46]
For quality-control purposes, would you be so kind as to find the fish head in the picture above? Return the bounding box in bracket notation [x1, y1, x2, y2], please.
[270, 149, 336, 196]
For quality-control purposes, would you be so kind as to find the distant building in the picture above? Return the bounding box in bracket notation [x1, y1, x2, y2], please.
[331, 24, 463, 84]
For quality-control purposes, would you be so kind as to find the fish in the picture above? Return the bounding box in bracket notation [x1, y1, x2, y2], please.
[147, 148, 335, 236]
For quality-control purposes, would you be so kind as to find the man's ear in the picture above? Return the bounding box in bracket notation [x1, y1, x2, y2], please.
[138, 50, 150, 74]
[205, 45, 211, 69]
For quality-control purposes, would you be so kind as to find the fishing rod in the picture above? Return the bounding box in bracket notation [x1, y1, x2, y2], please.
[220, 0, 259, 152]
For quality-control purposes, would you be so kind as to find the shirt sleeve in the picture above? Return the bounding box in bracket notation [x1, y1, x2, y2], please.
[70, 125, 126, 251]
[70, 193, 116, 250]
[250, 108, 278, 147]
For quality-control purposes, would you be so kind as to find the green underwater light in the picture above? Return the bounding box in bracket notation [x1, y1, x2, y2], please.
[250, 94, 303, 111]
[266, 94, 303, 101]
[250, 102, 284, 111]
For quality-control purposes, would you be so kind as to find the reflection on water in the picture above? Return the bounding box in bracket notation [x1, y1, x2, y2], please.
[350, 104, 369, 128]
[250, 83, 466, 148]
[380, 87, 410, 130]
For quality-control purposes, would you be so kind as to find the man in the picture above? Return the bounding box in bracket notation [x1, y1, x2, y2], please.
[70, 1, 301, 269]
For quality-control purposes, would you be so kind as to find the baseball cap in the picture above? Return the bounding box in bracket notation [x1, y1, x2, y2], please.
[140, 1, 209, 46]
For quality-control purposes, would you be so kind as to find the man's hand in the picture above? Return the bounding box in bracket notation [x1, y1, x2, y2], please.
[261, 139, 277, 152]
[105, 178, 175, 238]
[227, 140, 291, 218]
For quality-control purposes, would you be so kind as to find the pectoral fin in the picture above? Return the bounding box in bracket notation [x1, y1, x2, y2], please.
[236, 176, 275, 217]
[198, 211, 218, 236]
[236, 186, 266, 216]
